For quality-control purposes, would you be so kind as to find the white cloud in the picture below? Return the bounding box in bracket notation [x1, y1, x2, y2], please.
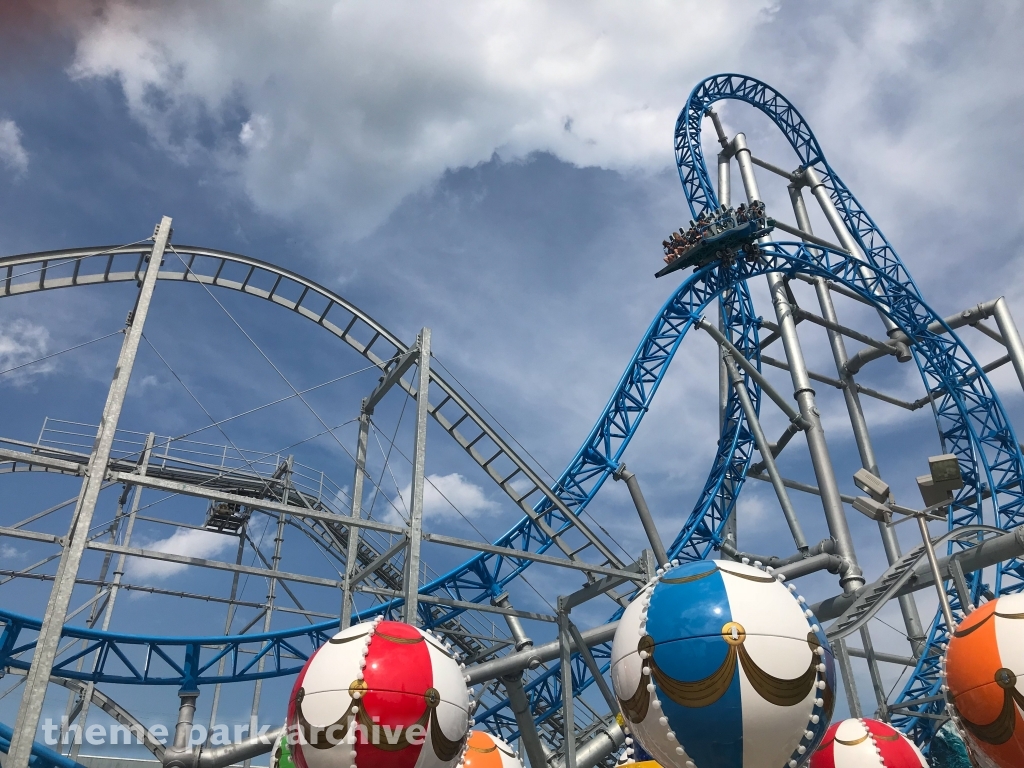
[1, 543, 25, 561]
[391, 472, 499, 525]
[0, 319, 52, 384]
[127, 527, 234, 580]
[67, 0, 777, 237]
[0, 119, 28, 176]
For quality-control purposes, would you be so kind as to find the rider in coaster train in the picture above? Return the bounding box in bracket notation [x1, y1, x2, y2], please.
[659, 200, 770, 269]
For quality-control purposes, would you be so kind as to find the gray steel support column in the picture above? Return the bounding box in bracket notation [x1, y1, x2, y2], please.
[724, 356, 807, 551]
[402, 328, 431, 625]
[341, 411, 370, 629]
[468, 623, 618, 685]
[557, 724, 623, 768]
[208, 535, 247, 734]
[992, 297, 1024, 393]
[611, 465, 668, 566]
[7, 217, 171, 768]
[502, 677, 549, 768]
[493, 593, 534, 652]
[245, 509, 286, 768]
[733, 136, 863, 591]
[717, 151, 731, 209]
[173, 693, 199, 752]
[564, 620, 618, 714]
[557, 608, 577, 768]
[697, 319, 808, 427]
[96, 433, 155, 627]
[493, 594, 548, 768]
[71, 434, 156, 760]
[717, 152, 737, 558]
[918, 515, 957, 632]
[59, 490, 126, 753]
[859, 626, 888, 720]
[791, 185, 926, 651]
[834, 639, 863, 718]
[802, 167, 908, 346]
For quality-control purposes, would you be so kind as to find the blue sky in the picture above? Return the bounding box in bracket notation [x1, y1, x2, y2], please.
[2, 0, 1024, 756]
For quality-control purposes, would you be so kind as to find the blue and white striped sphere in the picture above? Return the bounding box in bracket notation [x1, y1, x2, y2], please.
[610, 559, 836, 768]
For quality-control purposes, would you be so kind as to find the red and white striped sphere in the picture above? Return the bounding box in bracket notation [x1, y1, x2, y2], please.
[287, 617, 471, 768]
[460, 731, 522, 768]
[809, 718, 925, 768]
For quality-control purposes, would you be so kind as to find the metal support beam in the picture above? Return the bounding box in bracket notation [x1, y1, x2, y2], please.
[467, 622, 618, 685]
[992, 297, 1024, 393]
[564, 619, 617, 714]
[717, 152, 731, 208]
[917, 514, 958, 632]
[492, 594, 548, 768]
[71, 434, 156, 760]
[759, 354, 923, 411]
[2, 486, 639, 583]
[734, 136, 864, 591]
[341, 411, 370, 628]
[349, 535, 408, 587]
[834, 639, 863, 718]
[792, 306, 892, 352]
[716, 156, 736, 559]
[845, 299, 1001, 375]
[502, 674, 549, 768]
[697, 318, 808, 429]
[611, 465, 668, 566]
[403, 328, 430, 624]
[949, 554, 974, 614]
[553, 723, 624, 768]
[7, 217, 171, 768]
[166, 692, 199, 768]
[748, 153, 799, 182]
[811, 525, 1024, 622]
[493, 594, 533, 652]
[556, 606, 576, 768]
[802, 166, 909, 349]
[859, 626, 888, 720]
[707, 108, 730, 150]
[245, 506, 286, 768]
[845, 647, 917, 668]
[790, 185, 926, 652]
[723, 355, 807, 551]
[767, 270, 864, 590]
[771, 219, 847, 253]
[363, 348, 420, 416]
[208, 534, 246, 734]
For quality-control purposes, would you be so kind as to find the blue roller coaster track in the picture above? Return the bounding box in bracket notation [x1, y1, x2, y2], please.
[2, 74, 1023, 764]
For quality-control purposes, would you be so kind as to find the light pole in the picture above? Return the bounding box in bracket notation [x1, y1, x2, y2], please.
[850, 454, 964, 632]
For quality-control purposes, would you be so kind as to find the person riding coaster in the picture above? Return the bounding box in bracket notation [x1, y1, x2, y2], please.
[657, 202, 775, 276]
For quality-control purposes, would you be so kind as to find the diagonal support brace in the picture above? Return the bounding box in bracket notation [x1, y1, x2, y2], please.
[363, 346, 420, 416]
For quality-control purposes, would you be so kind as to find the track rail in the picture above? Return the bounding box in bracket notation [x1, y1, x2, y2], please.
[674, 74, 1024, 745]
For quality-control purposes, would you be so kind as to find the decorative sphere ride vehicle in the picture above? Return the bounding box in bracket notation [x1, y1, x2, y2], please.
[286, 619, 470, 768]
[808, 719, 926, 768]
[461, 731, 522, 768]
[610, 560, 835, 768]
[943, 593, 1024, 768]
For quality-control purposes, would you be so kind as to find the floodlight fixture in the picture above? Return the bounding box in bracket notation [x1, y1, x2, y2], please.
[852, 496, 892, 524]
[853, 468, 890, 503]
[929, 453, 964, 493]
[916, 474, 952, 508]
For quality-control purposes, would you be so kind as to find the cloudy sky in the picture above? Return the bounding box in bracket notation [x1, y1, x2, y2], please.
[2, 0, 1024, 751]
